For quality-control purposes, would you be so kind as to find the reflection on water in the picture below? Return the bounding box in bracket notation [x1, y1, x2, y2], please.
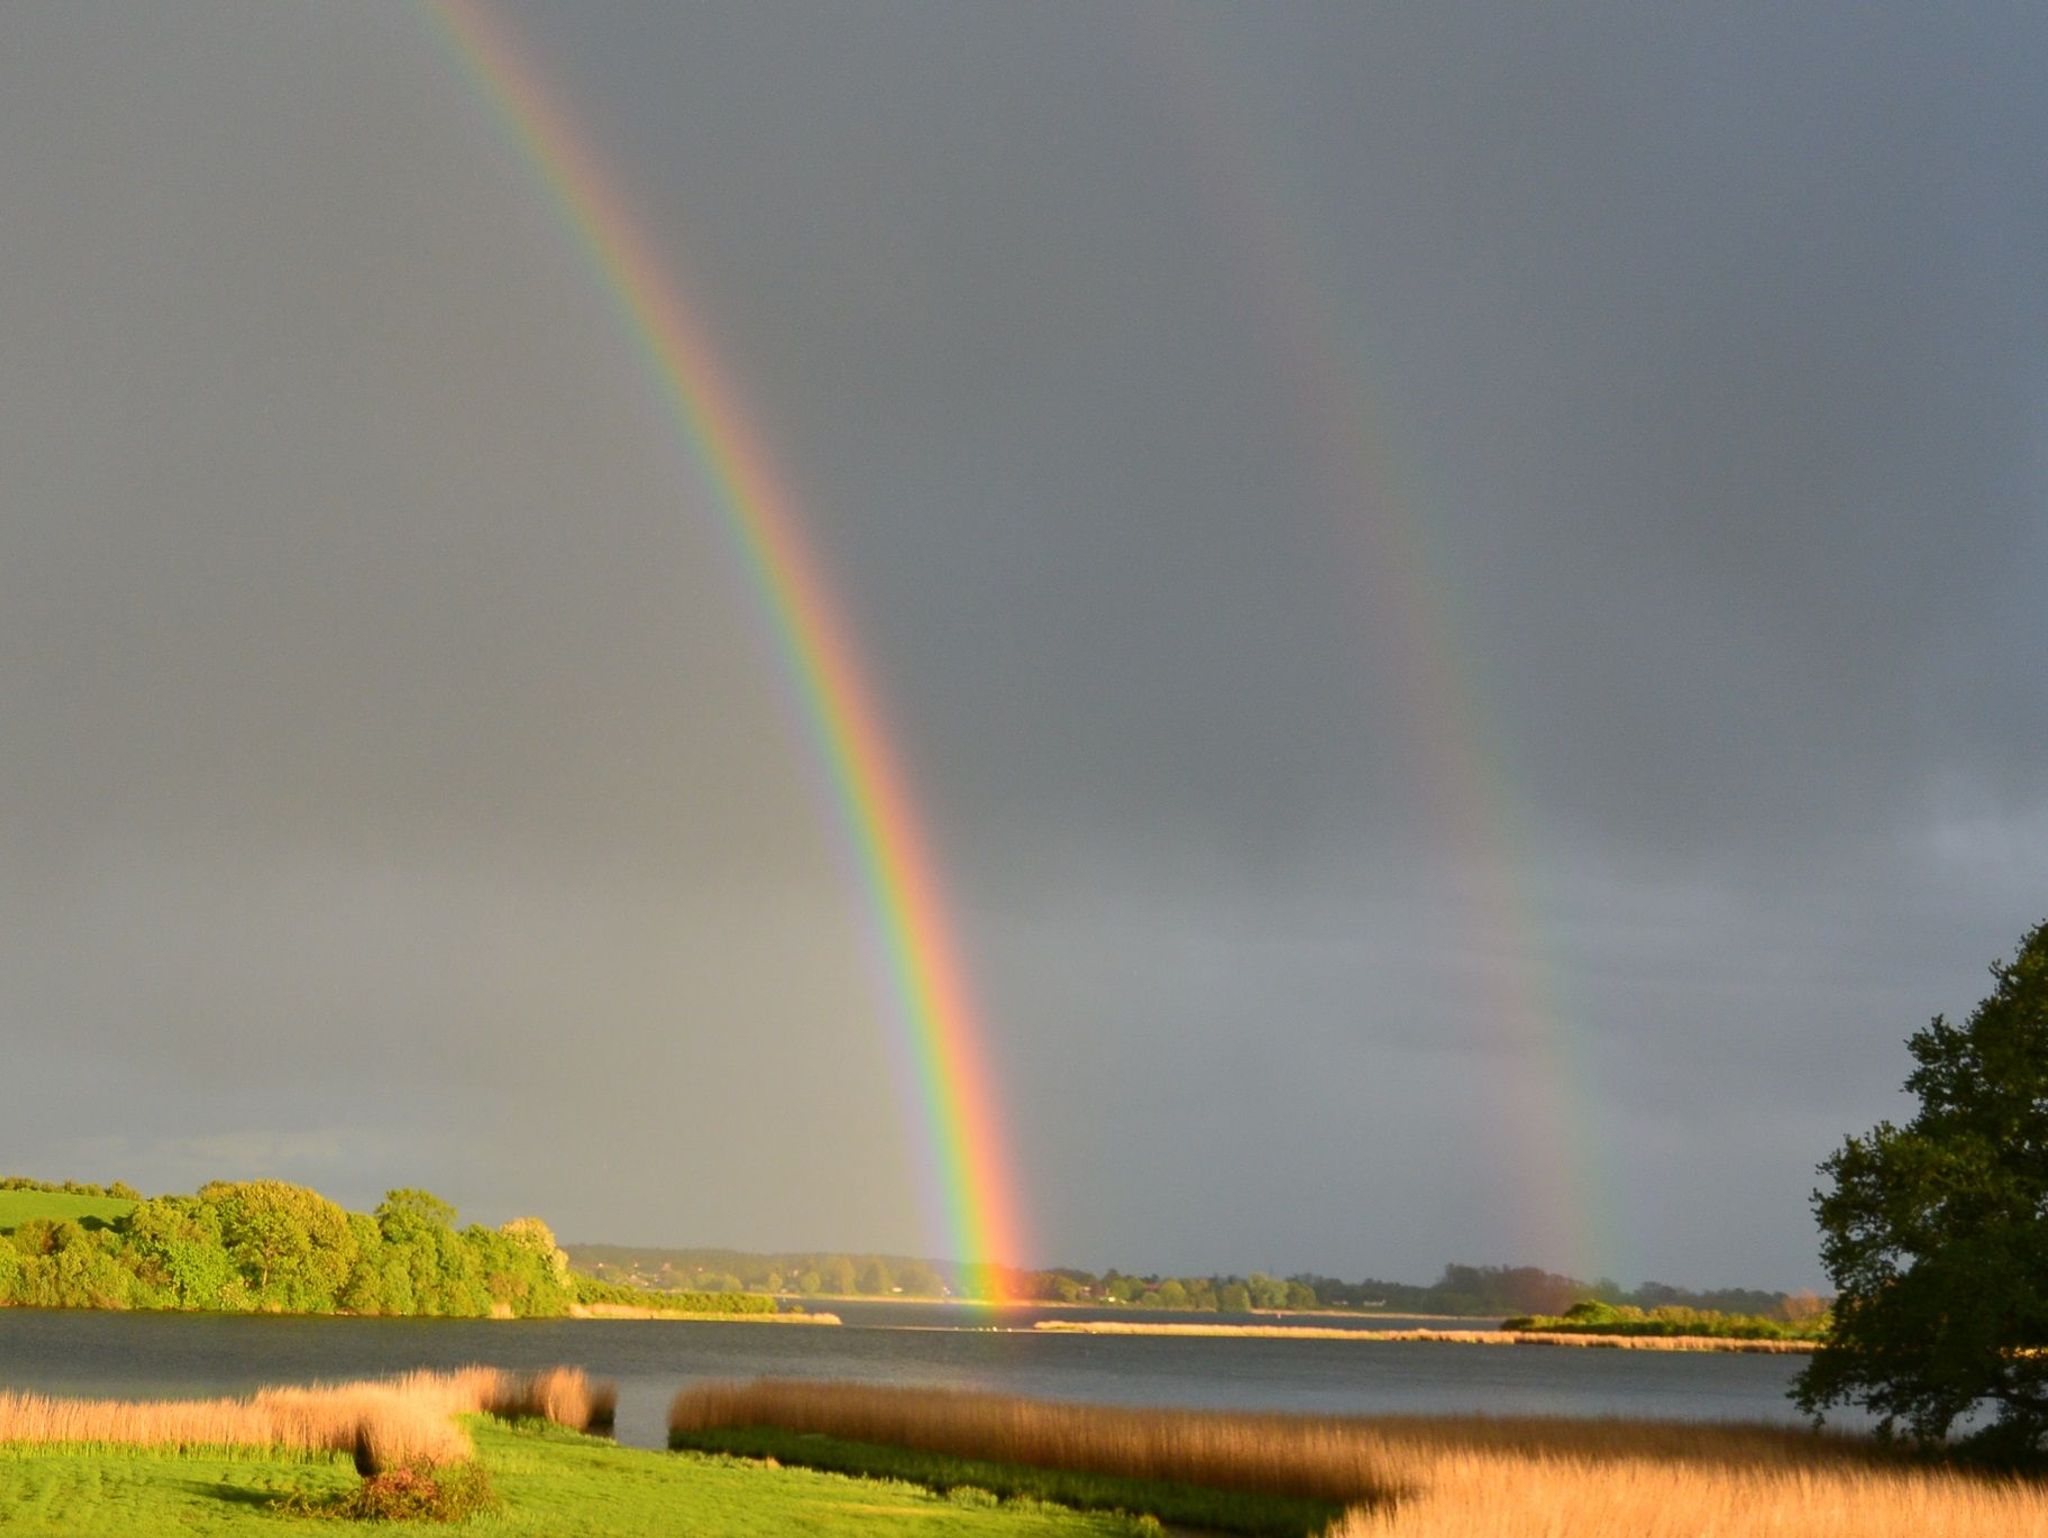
[0, 1307, 1824, 1452]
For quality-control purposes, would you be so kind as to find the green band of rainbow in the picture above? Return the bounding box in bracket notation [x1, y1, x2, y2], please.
[428, 0, 1024, 1295]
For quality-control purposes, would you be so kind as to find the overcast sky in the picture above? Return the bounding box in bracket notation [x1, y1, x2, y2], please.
[3, 2, 2042, 1291]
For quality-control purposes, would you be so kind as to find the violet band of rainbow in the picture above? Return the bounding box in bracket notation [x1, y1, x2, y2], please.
[426, 0, 1025, 1297]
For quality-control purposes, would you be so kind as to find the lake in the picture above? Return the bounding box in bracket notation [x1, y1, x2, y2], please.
[0, 1306, 1830, 1452]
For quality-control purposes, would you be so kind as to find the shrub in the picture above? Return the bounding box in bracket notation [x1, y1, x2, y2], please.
[278, 1459, 497, 1523]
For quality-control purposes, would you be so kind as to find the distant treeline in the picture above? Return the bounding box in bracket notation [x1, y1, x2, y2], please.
[570, 1246, 1823, 1321]
[0, 1177, 143, 1198]
[5, 1179, 1818, 1322]
[1293, 1264, 1826, 1321]
[567, 1245, 1314, 1309]
[0, 1178, 766, 1318]
[568, 1245, 957, 1301]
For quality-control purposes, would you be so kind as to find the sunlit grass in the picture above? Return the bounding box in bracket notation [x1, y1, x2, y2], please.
[0, 1190, 136, 1233]
[669, 1379, 2048, 1537]
[0, 1365, 614, 1472]
[1332, 1444, 2048, 1538]
[0, 1418, 1154, 1536]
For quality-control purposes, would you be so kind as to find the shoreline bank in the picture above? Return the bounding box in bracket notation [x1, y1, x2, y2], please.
[570, 1303, 841, 1324]
[1030, 1321, 1817, 1353]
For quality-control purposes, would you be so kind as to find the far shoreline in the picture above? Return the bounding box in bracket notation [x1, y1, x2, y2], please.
[569, 1303, 841, 1325]
[774, 1293, 1497, 1323]
[1030, 1320, 1817, 1353]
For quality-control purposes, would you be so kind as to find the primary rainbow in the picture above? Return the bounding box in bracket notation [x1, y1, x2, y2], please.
[426, 0, 1025, 1297]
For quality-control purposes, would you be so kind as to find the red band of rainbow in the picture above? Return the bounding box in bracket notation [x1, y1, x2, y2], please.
[427, 0, 1025, 1297]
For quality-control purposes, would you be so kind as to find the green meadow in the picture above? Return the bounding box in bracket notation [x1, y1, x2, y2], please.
[0, 1420, 1154, 1538]
[0, 1191, 137, 1234]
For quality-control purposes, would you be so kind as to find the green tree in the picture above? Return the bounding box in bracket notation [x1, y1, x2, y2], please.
[198, 1181, 356, 1312]
[1220, 1282, 1252, 1313]
[1795, 921, 2048, 1456]
[856, 1258, 894, 1295]
[374, 1189, 486, 1315]
[338, 1211, 391, 1314]
[499, 1217, 571, 1285]
[124, 1196, 234, 1308]
[895, 1261, 940, 1297]
[376, 1189, 459, 1235]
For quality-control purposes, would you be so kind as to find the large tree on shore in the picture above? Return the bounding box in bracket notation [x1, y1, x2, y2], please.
[1795, 920, 2048, 1456]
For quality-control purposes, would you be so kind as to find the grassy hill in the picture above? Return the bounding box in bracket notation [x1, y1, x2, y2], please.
[0, 1190, 137, 1234]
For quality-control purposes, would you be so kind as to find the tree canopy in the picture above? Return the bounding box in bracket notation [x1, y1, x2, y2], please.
[1, 1182, 577, 1317]
[1795, 919, 2048, 1457]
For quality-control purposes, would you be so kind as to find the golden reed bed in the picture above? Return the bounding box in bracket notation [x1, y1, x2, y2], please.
[0, 1365, 614, 1473]
[1031, 1320, 1815, 1352]
[1330, 1445, 2048, 1538]
[669, 1379, 2048, 1537]
[573, 1302, 842, 1324]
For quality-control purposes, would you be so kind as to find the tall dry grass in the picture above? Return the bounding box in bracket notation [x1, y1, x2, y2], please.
[0, 1365, 615, 1474]
[1332, 1446, 2048, 1538]
[669, 1379, 2048, 1537]
[672, 1378, 1405, 1504]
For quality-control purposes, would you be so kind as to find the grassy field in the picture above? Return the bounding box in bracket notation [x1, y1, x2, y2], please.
[671, 1380, 2048, 1538]
[0, 1191, 136, 1233]
[0, 1420, 1154, 1537]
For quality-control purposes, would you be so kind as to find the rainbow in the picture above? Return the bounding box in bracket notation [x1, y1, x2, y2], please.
[425, 0, 1024, 1297]
[1138, 14, 1613, 1278]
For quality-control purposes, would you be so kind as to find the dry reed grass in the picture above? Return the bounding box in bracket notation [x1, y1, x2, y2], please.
[0, 1365, 616, 1474]
[1332, 1446, 2048, 1538]
[670, 1379, 2048, 1537]
[671, 1378, 1406, 1504]
[1032, 1321, 1815, 1353]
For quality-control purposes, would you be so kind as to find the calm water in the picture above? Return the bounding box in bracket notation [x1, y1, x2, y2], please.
[0, 1307, 1825, 1452]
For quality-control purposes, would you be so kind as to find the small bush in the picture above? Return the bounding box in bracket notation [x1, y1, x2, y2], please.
[278, 1459, 497, 1523]
[1500, 1301, 1829, 1341]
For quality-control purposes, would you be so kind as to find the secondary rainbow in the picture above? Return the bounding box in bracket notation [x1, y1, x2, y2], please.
[426, 0, 1024, 1296]
[1139, 14, 1613, 1277]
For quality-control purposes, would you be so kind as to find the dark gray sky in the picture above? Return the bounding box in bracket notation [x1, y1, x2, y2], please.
[3, 2, 2042, 1290]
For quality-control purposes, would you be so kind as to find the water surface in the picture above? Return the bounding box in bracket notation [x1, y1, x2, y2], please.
[0, 1308, 1824, 1452]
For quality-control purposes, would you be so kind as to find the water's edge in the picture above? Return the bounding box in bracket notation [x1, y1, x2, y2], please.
[0, 1307, 1828, 1453]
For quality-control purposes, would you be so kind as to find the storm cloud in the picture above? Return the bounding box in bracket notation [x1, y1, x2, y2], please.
[3, 2, 2042, 1288]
